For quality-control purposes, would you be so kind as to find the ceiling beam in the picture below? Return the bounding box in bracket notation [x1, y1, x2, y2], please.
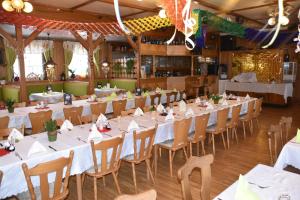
[97, 0, 155, 12]
[71, 0, 96, 10]
[123, 8, 160, 18]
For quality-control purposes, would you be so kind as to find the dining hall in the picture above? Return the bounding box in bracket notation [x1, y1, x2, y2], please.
[0, 0, 300, 199]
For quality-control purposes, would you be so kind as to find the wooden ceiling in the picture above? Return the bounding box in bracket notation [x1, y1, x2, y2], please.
[4, 0, 300, 28]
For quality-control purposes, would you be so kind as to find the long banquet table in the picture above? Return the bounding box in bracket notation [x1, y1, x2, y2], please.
[0, 91, 179, 129]
[0, 97, 254, 199]
[213, 164, 300, 200]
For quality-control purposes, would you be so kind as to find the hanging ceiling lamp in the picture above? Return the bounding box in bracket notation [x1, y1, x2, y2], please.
[44, 33, 56, 69]
[2, 0, 33, 13]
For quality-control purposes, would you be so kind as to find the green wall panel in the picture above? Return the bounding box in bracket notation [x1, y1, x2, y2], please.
[63, 81, 89, 96]
[2, 87, 20, 103]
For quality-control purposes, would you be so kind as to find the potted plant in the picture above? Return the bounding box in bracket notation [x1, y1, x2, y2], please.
[68, 69, 76, 80]
[6, 99, 15, 113]
[45, 119, 58, 142]
[210, 94, 222, 104]
[126, 59, 134, 77]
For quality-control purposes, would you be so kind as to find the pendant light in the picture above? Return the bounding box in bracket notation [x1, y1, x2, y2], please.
[44, 33, 56, 68]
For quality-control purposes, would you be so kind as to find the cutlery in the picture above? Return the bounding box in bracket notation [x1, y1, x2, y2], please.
[248, 182, 270, 189]
[48, 145, 57, 151]
[15, 152, 23, 160]
[0, 143, 3, 147]
[77, 137, 87, 143]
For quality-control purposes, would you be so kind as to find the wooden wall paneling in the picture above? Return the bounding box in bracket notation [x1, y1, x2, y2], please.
[53, 40, 64, 80]
[140, 77, 167, 90]
[220, 51, 233, 78]
[136, 35, 142, 87]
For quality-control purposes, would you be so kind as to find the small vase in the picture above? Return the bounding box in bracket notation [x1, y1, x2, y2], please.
[7, 107, 14, 113]
[47, 130, 57, 142]
[213, 99, 219, 104]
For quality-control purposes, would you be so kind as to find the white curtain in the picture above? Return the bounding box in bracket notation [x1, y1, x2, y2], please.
[24, 40, 53, 54]
[63, 41, 86, 54]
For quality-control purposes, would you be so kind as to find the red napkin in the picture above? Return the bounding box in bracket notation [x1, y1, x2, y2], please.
[97, 127, 111, 133]
[0, 149, 10, 157]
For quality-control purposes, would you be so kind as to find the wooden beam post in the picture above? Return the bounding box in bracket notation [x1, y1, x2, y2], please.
[15, 25, 27, 102]
[136, 35, 141, 88]
[87, 31, 96, 94]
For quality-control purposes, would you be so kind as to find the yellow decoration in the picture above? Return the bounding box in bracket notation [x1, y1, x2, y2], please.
[191, 11, 199, 34]
[232, 50, 283, 82]
[124, 15, 172, 35]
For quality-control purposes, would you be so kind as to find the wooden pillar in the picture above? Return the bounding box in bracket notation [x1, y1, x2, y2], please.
[15, 26, 27, 102]
[136, 35, 141, 88]
[87, 32, 95, 94]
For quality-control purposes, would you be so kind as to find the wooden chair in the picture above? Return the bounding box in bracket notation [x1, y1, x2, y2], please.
[78, 95, 90, 100]
[149, 93, 161, 106]
[188, 113, 210, 156]
[166, 92, 177, 107]
[158, 118, 192, 176]
[79, 115, 97, 125]
[63, 106, 83, 125]
[115, 189, 157, 200]
[84, 135, 124, 199]
[29, 110, 53, 134]
[0, 170, 2, 187]
[0, 116, 9, 129]
[252, 98, 263, 128]
[143, 106, 152, 112]
[177, 154, 214, 200]
[112, 99, 127, 118]
[21, 151, 74, 200]
[121, 108, 135, 117]
[206, 108, 229, 155]
[226, 104, 242, 147]
[14, 102, 26, 108]
[279, 116, 292, 144]
[29, 101, 39, 107]
[135, 96, 146, 109]
[240, 100, 255, 138]
[179, 91, 186, 101]
[267, 124, 282, 164]
[0, 125, 25, 140]
[90, 102, 107, 117]
[123, 126, 157, 193]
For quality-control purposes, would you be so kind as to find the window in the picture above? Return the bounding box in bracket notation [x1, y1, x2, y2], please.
[68, 43, 88, 78]
[13, 53, 44, 79]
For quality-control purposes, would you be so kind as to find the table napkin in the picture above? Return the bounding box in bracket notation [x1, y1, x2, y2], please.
[165, 110, 175, 121]
[127, 120, 140, 132]
[195, 97, 201, 104]
[296, 129, 300, 143]
[96, 114, 108, 126]
[142, 91, 149, 97]
[222, 99, 229, 106]
[111, 92, 117, 98]
[205, 102, 214, 110]
[237, 97, 241, 102]
[245, 94, 251, 100]
[8, 128, 24, 141]
[179, 100, 187, 112]
[114, 85, 117, 89]
[173, 88, 177, 92]
[88, 124, 103, 143]
[127, 91, 133, 99]
[185, 108, 194, 117]
[235, 174, 260, 200]
[27, 141, 47, 157]
[60, 120, 74, 131]
[134, 107, 144, 116]
[155, 87, 161, 93]
[156, 104, 164, 113]
[223, 92, 227, 99]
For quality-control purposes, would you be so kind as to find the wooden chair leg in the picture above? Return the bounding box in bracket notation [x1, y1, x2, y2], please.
[183, 147, 188, 160]
[196, 142, 200, 156]
[242, 121, 246, 139]
[226, 128, 230, 149]
[256, 118, 259, 128]
[212, 134, 215, 155]
[168, 150, 173, 177]
[159, 147, 162, 157]
[102, 176, 106, 186]
[200, 140, 205, 155]
[146, 161, 150, 180]
[93, 177, 97, 200]
[112, 171, 121, 194]
[189, 142, 193, 157]
[234, 127, 239, 144]
[131, 163, 138, 193]
[146, 159, 155, 184]
[221, 133, 227, 149]
[81, 173, 86, 186]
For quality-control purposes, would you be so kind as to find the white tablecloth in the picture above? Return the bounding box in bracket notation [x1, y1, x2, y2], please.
[0, 98, 252, 198]
[214, 164, 300, 200]
[274, 137, 300, 170]
[224, 81, 293, 102]
[94, 88, 123, 97]
[29, 92, 64, 104]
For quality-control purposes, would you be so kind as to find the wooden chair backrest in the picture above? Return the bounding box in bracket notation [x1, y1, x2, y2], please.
[166, 92, 177, 106]
[135, 96, 146, 109]
[0, 116, 9, 129]
[150, 93, 161, 106]
[29, 110, 53, 134]
[192, 114, 210, 142]
[143, 106, 152, 112]
[215, 108, 229, 133]
[173, 118, 192, 149]
[114, 189, 157, 200]
[245, 100, 255, 120]
[79, 115, 97, 125]
[0, 126, 25, 140]
[78, 95, 89, 100]
[22, 151, 74, 200]
[254, 98, 263, 117]
[63, 106, 83, 125]
[90, 102, 107, 116]
[14, 102, 26, 108]
[133, 125, 157, 162]
[29, 101, 39, 107]
[267, 124, 282, 164]
[112, 99, 127, 118]
[0, 170, 2, 187]
[91, 135, 124, 175]
[177, 154, 214, 200]
[279, 116, 292, 144]
[121, 109, 135, 117]
[228, 104, 242, 127]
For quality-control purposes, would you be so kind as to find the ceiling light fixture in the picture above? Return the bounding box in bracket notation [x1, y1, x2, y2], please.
[268, 17, 276, 26]
[2, 0, 33, 13]
[158, 9, 166, 18]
